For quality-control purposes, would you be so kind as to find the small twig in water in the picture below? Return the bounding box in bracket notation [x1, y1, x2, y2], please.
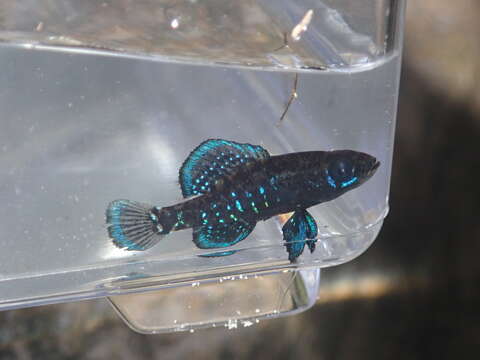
[275, 9, 314, 124]
[277, 73, 299, 125]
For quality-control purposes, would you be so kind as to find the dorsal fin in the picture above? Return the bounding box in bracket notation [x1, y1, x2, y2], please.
[179, 139, 270, 198]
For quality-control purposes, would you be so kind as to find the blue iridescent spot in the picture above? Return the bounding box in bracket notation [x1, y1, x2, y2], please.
[327, 175, 336, 188]
[246, 192, 252, 198]
[215, 212, 220, 216]
[231, 192, 237, 197]
[226, 205, 232, 210]
[341, 176, 358, 188]
[201, 212, 207, 218]
[235, 200, 244, 212]
[259, 186, 265, 195]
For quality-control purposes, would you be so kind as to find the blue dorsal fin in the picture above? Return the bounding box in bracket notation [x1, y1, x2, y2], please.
[192, 218, 256, 249]
[282, 209, 318, 262]
[179, 139, 270, 198]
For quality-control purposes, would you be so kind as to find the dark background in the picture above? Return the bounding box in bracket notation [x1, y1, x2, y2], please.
[1, 1, 479, 359]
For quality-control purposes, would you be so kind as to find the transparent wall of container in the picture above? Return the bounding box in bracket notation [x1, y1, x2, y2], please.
[0, 0, 404, 331]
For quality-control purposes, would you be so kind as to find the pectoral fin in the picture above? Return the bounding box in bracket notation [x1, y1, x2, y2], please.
[282, 209, 318, 262]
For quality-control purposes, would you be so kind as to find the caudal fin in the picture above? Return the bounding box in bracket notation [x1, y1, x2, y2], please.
[106, 199, 164, 251]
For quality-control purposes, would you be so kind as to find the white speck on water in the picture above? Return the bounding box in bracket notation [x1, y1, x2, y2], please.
[291, 9, 314, 41]
[255, 319, 260, 324]
[189, 329, 194, 333]
[14, 186, 21, 195]
[242, 320, 253, 327]
[191, 282, 200, 287]
[171, 18, 180, 29]
[227, 319, 238, 330]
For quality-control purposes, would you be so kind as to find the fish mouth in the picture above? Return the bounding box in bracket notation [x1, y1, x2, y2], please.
[369, 160, 380, 175]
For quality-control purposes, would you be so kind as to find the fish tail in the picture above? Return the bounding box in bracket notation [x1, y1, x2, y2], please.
[106, 199, 166, 251]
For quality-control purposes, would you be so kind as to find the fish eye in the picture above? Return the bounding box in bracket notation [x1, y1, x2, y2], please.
[328, 158, 354, 182]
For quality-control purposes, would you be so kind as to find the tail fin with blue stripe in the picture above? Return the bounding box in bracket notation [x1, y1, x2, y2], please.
[106, 199, 165, 251]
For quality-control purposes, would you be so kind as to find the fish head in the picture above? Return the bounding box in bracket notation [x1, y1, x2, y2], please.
[324, 150, 380, 192]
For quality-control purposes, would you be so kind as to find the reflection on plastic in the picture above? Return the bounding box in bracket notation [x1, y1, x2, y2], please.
[108, 268, 320, 333]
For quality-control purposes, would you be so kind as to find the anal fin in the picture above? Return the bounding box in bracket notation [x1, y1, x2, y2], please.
[193, 218, 256, 249]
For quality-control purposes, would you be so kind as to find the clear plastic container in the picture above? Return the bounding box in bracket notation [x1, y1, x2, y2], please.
[0, 0, 404, 332]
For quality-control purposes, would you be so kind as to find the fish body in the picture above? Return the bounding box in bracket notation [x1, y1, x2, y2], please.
[107, 139, 379, 262]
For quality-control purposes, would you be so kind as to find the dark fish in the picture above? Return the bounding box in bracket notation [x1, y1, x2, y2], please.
[106, 139, 379, 262]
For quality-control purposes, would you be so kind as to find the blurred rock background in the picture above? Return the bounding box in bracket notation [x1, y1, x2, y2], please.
[1, 0, 479, 359]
